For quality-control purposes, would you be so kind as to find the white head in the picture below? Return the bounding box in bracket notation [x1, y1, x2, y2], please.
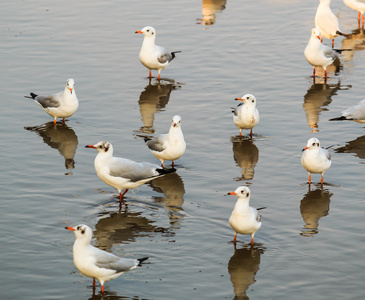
[136, 26, 156, 39]
[235, 94, 257, 106]
[228, 186, 251, 200]
[303, 137, 320, 151]
[172, 115, 182, 128]
[66, 78, 75, 94]
[311, 28, 321, 40]
[66, 224, 93, 243]
[85, 141, 113, 155]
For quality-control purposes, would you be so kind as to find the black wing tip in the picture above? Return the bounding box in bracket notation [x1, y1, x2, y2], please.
[156, 167, 176, 175]
[171, 51, 182, 60]
[137, 257, 149, 266]
[329, 116, 347, 121]
[144, 137, 152, 143]
[25, 92, 37, 99]
[257, 207, 267, 211]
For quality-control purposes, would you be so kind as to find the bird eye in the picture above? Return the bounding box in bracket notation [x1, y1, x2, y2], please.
[147, 29, 149, 32]
[77, 226, 80, 230]
[99, 145, 103, 149]
[312, 143, 316, 146]
[246, 97, 249, 100]
[81, 230, 85, 234]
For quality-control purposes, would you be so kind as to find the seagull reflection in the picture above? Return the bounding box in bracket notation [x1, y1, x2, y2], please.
[228, 244, 265, 299]
[341, 28, 365, 61]
[137, 79, 181, 134]
[300, 187, 332, 237]
[303, 81, 351, 132]
[197, 0, 227, 26]
[88, 289, 120, 300]
[24, 121, 78, 174]
[148, 172, 185, 226]
[334, 135, 365, 159]
[231, 136, 259, 181]
[93, 210, 172, 250]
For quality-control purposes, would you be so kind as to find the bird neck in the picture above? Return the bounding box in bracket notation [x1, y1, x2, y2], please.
[234, 198, 250, 211]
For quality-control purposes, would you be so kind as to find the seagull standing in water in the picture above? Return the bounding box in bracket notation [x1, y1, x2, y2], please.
[25, 78, 78, 124]
[85, 141, 175, 202]
[228, 186, 264, 245]
[232, 94, 260, 137]
[315, 0, 347, 47]
[144, 115, 186, 168]
[343, 0, 365, 27]
[66, 224, 148, 293]
[304, 28, 341, 78]
[135, 26, 181, 80]
[301, 137, 332, 185]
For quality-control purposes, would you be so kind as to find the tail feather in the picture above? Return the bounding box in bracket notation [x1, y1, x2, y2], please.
[171, 51, 182, 60]
[137, 257, 149, 266]
[329, 116, 348, 121]
[156, 167, 176, 175]
[24, 93, 38, 99]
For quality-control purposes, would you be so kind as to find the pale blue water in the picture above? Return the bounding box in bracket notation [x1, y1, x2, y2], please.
[1, 0, 364, 299]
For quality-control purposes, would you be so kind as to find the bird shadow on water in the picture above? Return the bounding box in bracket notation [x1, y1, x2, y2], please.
[88, 289, 146, 300]
[134, 78, 182, 135]
[299, 185, 333, 237]
[230, 136, 259, 182]
[227, 243, 266, 300]
[24, 121, 78, 175]
[302, 80, 351, 132]
[333, 135, 365, 160]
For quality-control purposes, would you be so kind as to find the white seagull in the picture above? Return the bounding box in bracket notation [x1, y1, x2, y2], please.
[85, 141, 175, 202]
[343, 0, 365, 27]
[315, 0, 347, 47]
[301, 137, 332, 185]
[25, 78, 78, 124]
[232, 94, 260, 137]
[304, 28, 342, 78]
[228, 186, 264, 245]
[135, 26, 181, 80]
[144, 115, 186, 168]
[329, 98, 365, 123]
[66, 224, 148, 293]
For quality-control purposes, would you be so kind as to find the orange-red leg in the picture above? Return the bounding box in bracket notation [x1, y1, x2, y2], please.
[239, 129, 242, 137]
[251, 235, 254, 245]
[119, 189, 129, 202]
[313, 68, 316, 77]
[54, 118, 57, 124]
[324, 70, 327, 78]
[158, 73, 161, 80]
[233, 233, 237, 243]
[321, 174, 324, 184]
[149, 70, 152, 78]
[332, 39, 334, 48]
[308, 173, 311, 184]
[172, 161, 175, 168]
[101, 285, 104, 293]
[93, 278, 96, 287]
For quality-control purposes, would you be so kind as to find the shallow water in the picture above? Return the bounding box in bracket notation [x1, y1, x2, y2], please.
[1, 0, 364, 299]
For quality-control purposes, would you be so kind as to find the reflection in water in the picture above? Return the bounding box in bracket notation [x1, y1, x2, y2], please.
[228, 244, 265, 300]
[24, 122, 78, 174]
[303, 81, 351, 132]
[137, 79, 181, 134]
[300, 187, 332, 237]
[197, 0, 227, 26]
[93, 210, 173, 250]
[341, 28, 365, 61]
[148, 172, 185, 226]
[334, 135, 365, 159]
[231, 136, 259, 180]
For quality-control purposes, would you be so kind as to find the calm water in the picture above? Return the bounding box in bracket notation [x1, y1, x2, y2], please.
[1, 0, 364, 299]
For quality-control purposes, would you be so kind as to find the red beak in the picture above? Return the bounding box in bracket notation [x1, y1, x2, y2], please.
[227, 191, 237, 195]
[135, 30, 143, 34]
[85, 145, 96, 149]
[235, 98, 243, 101]
[65, 226, 74, 231]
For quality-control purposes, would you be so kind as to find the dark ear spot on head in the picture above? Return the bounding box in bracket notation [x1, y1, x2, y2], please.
[247, 192, 250, 197]
[81, 229, 85, 234]
[105, 145, 109, 152]
[252, 99, 254, 103]
[152, 32, 154, 35]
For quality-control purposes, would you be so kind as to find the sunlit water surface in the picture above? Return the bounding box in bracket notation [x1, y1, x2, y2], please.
[1, 0, 364, 299]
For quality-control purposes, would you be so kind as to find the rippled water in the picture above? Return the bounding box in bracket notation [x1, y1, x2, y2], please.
[1, 0, 364, 299]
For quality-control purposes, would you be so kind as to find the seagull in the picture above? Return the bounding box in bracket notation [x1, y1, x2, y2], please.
[227, 186, 264, 245]
[65, 224, 148, 293]
[315, 0, 347, 47]
[304, 28, 343, 78]
[329, 99, 365, 123]
[85, 141, 175, 202]
[343, 0, 365, 27]
[144, 115, 186, 168]
[232, 94, 260, 137]
[25, 78, 78, 124]
[135, 26, 181, 80]
[301, 137, 332, 185]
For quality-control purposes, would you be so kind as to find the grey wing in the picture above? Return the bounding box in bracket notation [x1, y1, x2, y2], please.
[157, 47, 173, 64]
[109, 158, 159, 182]
[146, 135, 167, 152]
[95, 252, 138, 273]
[323, 148, 331, 161]
[256, 210, 262, 223]
[35, 95, 61, 108]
